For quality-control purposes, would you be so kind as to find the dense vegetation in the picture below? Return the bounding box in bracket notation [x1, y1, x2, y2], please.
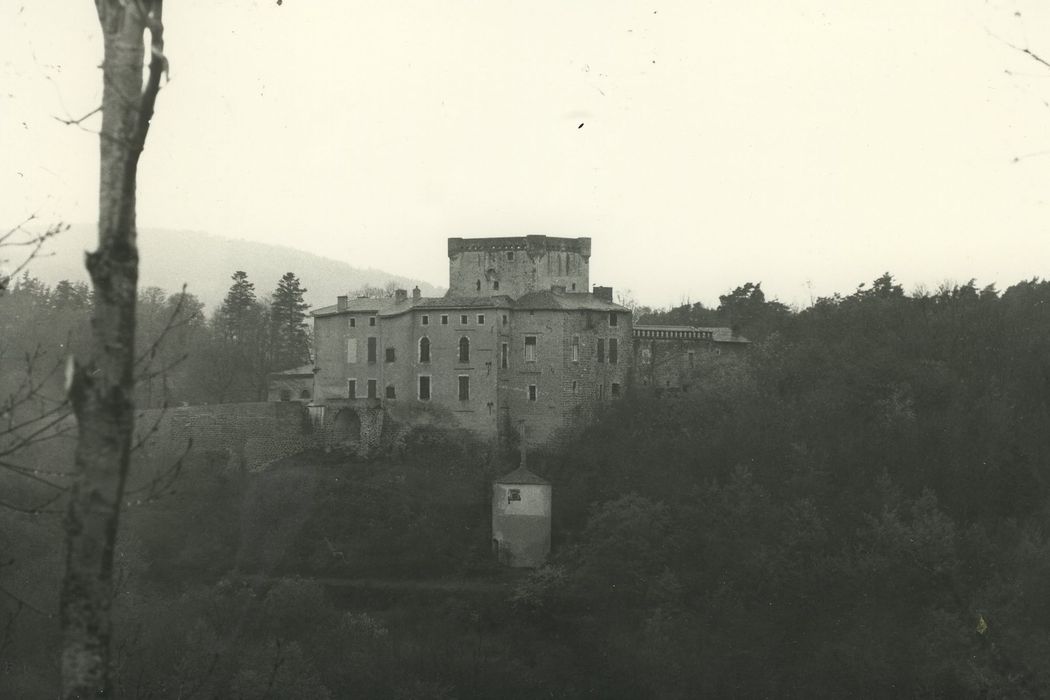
[3, 272, 1050, 697]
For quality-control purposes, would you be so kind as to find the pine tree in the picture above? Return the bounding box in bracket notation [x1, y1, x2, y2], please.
[270, 272, 311, 371]
[217, 270, 257, 341]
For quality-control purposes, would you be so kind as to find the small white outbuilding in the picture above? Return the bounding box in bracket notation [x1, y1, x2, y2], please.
[492, 466, 551, 568]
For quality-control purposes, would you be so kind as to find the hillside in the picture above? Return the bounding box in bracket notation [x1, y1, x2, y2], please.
[18, 224, 444, 310]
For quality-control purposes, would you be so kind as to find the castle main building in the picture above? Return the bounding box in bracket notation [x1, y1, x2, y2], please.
[309, 236, 632, 448]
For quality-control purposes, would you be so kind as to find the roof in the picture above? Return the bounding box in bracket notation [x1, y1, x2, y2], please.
[415, 295, 514, 310]
[513, 289, 629, 312]
[313, 296, 406, 317]
[495, 466, 550, 485]
[634, 324, 750, 344]
[269, 363, 315, 377]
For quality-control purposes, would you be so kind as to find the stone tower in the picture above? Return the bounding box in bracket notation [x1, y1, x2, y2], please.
[447, 235, 591, 298]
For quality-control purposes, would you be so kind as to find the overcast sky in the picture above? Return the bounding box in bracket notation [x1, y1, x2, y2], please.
[3, 1, 1049, 308]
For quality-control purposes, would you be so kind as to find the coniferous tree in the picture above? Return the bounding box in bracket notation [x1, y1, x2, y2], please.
[270, 272, 311, 371]
[216, 271, 258, 341]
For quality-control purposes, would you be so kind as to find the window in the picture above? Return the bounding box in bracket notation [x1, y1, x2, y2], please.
[528, 384, 537, 401]
[348, 379, 357, 399]
[572, 335, 580, 363]
[611, 382, 621, 398]
[458, 375, 470, 401]
[571, 282, 576, 291]
[386, 385, 396, 399]
[609, 312, 618, 327]
[418, 375, 431, 401]
[477, 314, 485, 325]
[572, 380, 578, 394]
[459, 337, 470, 363]
[507, 251, 514, 261]
[688, 350, 695, 368]
[347, 338, 358, 363]
[597, 338, 605, 363]
[493, 281, 500, 290]
[367, 337, 377, 363]
[502, 314, 508, 326]
[300, 389, 311, 400]
[507, 488, 521, 503]
[460, 314, 468, 325]
[609, 338, 618, 364]
[441, 315, 449, 325]
[385, 347, 396, 363]
[476, 280, 481, 291]
[524, 336, 537, 362]
[369, 316, 376, 326]
[501, 342, 509, 369]
[349, 318, 356, 328]
[421, 314, 429, 326]
[598, 383, 604, 400]
[367, 379, 377, 399]
[279, 389, 291, 402]
[419, 337, 431, 363]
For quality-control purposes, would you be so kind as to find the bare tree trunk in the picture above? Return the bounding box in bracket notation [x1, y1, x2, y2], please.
[60, 2, 164, 697]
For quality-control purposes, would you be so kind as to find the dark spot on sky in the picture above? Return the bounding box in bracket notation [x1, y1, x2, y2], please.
[578, 123, 584, 129]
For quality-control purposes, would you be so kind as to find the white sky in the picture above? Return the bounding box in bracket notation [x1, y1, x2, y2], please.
[2, 1, 1049, 308]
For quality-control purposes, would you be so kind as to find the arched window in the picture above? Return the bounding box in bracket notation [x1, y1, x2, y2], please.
[419, 337, 431, 363]
[493, 280, 500, 290]
[299, 389, 311, 400]
[458, 336, 470, 363]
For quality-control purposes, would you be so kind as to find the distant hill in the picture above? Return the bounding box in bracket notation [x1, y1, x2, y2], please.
[16, 225, 444, 310]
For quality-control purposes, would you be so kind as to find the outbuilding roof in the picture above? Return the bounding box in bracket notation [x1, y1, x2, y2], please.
[494, 466, 550, 485]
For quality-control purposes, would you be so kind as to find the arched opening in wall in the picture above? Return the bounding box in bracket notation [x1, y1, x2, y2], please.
[459, 336, 470, 363]
[493, 280, 499, 290]
[419, 336, 431, 363]
[331, 409, 361, 445]
[299, 389, 311, 400]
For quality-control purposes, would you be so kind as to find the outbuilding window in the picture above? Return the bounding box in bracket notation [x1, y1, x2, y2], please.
[507, 488, 522, 503]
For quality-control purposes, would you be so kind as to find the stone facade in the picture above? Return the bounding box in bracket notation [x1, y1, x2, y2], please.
[308, 236, 633, 449]
[303, 236, 746, 450]
[633, 325, 750, 392]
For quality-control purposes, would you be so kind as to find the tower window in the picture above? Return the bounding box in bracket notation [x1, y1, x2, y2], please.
[418, 375, 431, 401]
[597, 338, 605, 363]
[386, 385, 396, 399]
[459, 337, 470, 363]
[367, 379, 377, 399]
[502, 314, 508, 325]
[572, 380, 578, 394]
[609, 312, 618, 327]
[385, 347, 396, 363]
[419, 337, 431, 363]
[477, 314, 485, 325]
[609, 338, 618, 364]
[369, 316, 376, 326]
[348, 379, 357, 399]
[524, 336, 537, 362]
[349, 318, 356, 328]
[458, 375, 470, 401]
[572, 335, 580, 363]
[528, 384, 537, 401]
[501, 342, 509, 369]
[476, 280, 481, 291]
[421, 314, 429, 326]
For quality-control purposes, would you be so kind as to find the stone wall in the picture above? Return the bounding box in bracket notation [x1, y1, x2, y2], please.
[137, 401, 312, 472]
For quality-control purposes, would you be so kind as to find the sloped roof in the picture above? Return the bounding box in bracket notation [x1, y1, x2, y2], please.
[513, 290, 629, 312]
[313, 296, 405, 317]
[494, 466, 550, 485]
[269, 363, 315, 377]
[415, 295, 514, 310]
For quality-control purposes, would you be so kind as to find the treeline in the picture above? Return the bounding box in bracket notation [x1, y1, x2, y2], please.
[0, 270, 312, 407]
[529, 273, 1050, 697]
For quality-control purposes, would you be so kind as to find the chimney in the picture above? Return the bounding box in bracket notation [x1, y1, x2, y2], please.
[395, 288, 408, 303]
[593, 285, 613, 302]
[412, 286, 421, 300]
[337, 295, 348, 312]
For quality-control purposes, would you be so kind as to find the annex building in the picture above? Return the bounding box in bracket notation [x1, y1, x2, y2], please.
[279, 235, 746, 449]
